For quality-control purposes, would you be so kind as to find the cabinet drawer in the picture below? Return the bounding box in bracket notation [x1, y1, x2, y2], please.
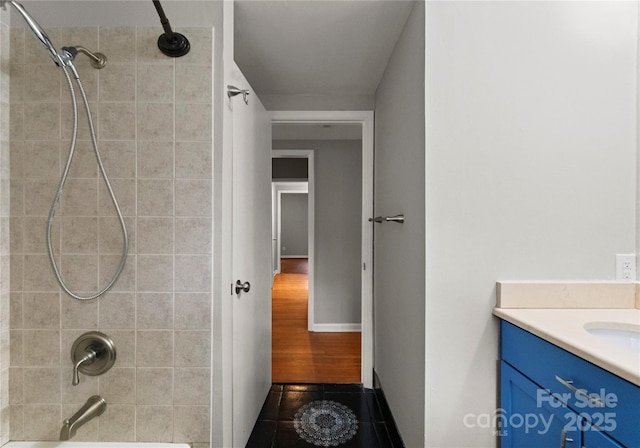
[501, 320, 640, 448]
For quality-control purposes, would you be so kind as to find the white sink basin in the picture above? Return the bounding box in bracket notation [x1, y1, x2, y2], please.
[584, 322, 640, 355]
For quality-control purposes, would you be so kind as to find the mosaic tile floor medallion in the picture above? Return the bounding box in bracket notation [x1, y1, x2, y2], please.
[293, 399, 359, 446]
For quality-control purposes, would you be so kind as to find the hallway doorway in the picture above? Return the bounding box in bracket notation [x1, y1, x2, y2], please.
[272, 258, 361, 383]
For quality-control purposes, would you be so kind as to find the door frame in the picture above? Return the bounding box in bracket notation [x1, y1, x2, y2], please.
[272, 180, 310, 275]
[270, 110, 374, 388]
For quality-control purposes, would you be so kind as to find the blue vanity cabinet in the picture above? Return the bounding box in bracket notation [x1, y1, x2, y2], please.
[500, 361, 580, 448]
[500, 320, 640, 448]
[583, 429, 626, 448]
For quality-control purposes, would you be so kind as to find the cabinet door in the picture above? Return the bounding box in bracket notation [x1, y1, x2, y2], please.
[501, 361, 581, 448]
[583, 429, 624, 448]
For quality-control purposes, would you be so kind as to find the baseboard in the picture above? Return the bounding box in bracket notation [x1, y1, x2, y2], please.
[281, 255, 309, 259]
[373, 370, 406, 447]
[311, 323, 362, 332]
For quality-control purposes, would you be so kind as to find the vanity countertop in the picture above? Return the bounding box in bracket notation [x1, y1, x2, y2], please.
[493, 307, 640, 387]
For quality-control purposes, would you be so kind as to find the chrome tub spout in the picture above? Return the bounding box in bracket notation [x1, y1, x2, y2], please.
[60, 395, 106, 441]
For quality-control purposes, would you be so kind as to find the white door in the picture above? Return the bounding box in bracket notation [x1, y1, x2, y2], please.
[229, 68, 273, 446]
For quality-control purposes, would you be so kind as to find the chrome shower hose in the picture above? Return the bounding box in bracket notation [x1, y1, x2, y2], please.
[46, 64, 128, 301]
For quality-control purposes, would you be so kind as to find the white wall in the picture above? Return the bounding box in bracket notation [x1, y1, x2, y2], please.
[425, 2, 637, 447]
[373, 2, 425, 447]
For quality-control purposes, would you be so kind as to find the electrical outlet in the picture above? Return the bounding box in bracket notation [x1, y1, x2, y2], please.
[615, 254, 636, 281]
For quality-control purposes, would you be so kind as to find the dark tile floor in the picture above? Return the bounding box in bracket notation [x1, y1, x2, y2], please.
[246, 384, 404, 448]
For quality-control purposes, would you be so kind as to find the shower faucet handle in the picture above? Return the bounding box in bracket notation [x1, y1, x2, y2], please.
[72, 348, 97, 386]
[70, 332, 116, 386]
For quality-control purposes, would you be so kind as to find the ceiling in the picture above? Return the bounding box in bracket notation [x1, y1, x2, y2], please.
[234, 0, 414, 99]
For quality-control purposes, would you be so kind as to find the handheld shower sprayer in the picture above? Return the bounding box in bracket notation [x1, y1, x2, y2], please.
[1, 0, 60, 64]
[2, 0, 128, 301]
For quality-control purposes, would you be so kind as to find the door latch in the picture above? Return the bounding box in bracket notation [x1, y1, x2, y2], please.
[235, 280, 251, 294]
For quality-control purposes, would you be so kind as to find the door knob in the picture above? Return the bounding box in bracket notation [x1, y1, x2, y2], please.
[235, 280, 251, 294]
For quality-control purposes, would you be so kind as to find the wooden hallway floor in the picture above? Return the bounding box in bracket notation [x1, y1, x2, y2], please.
[272, 258, 361, 383]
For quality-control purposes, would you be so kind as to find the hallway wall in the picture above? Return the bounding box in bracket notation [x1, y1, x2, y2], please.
[280, 193, 308, 257]
[273, 140, 362, 327]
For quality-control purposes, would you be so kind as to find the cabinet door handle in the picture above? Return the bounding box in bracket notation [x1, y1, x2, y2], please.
[560, 430, 574, 448]
[555, 375, 605, 407]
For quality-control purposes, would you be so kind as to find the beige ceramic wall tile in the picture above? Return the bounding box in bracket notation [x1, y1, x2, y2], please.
[98, 28, 136, 64]
[137, 141, 174, 178]
[99, 140, 136, 178]
[23, 367, 60, 403]
[175, 255, 211, 292]
[174, 331, 210, 367]
[98, 292, 135, 328]
[137, 254, 173, 292]
[175, 179, 210, 217]
[9, 63, 24, 104]
[60, 178, 98, 216]
[23, 140, 59, 178]
[136, 330, 173, 367]
[175, 218, 211, 254]
[137, 179, 173, 216]
[23, 102, 60, 140]
[24, 179, 58, 216]
[137, 217, 174, 254]
[24, 65, 60, 102]
[178, 28, 212, 65]
[10, 292, 22, 329]
[60, 102, 97, 141]
[66, 140, 99, 179]
[137, 103, 174, 141]
[9, 404, 23, 440]
[22, 404, 60, 440]
[136, 367, 173, 405]
[102, 330, 135, 367]
[136, 406, 174, 442]
[10, 29, 25, 64]
[97, 403, 135, 441]
[175, 64, 211, 103]
[22, 254, 58, 291]
[174, 293, 211, 330]
[9, 180, 23, 216]
[99, 102, 136, 140]
[61, 296, 98, 329]
[61, 216, 98, 253]
[22, 330, 59, 366]
[8, 367, 22, 404]
[99, 367, 135, 404]
[22, 293, 59, 329]
[173, 405, 210, 442]
[175, 103, 211, 141]
[99, 64, 136, 102]
[60, 254, 98, 292]
[61, 367, 99, 403]
[24, 216, 58, 254]
[99, 216, 135, 255]
[174, 367, 210, 405]
[99, 178, 136, 217]
[99, 254, 136, 291]
[9, 101, 23, 141]
[9, 330, 22, 366]
[175, 141, 211, 179]
[10, 141, 24, 179]
[136, 292, 173, 329]
[137, 64, 174, 102]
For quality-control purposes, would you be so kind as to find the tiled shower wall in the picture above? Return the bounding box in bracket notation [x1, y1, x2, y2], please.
[0, 6, 11, 446]
[9, 26, 212, 445]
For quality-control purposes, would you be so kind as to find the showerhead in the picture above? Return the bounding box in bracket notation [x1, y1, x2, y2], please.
[3, 0, 60, 64]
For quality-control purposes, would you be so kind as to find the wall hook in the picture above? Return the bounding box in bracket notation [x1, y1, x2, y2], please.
[227, 85, 250, 105]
